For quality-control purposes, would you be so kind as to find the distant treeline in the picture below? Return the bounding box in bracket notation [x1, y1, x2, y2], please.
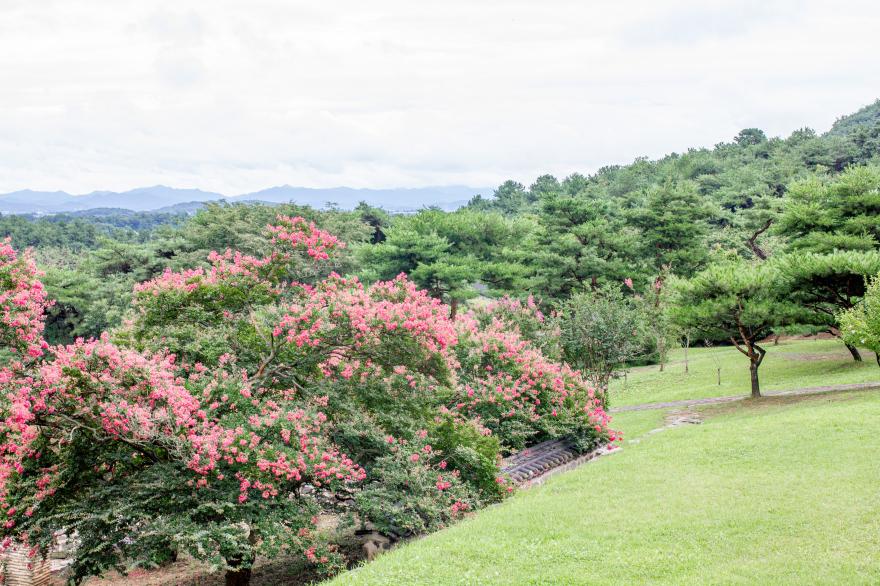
[2, 99, 880, 350]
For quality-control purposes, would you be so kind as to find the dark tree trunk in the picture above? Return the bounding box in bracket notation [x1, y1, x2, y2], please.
[875, 352, 880, 368]
[845, 342, 863, 362]
[746, 219, 772, 261]
[449, 297, 458, 319]
[684, 334, 690, 373]
[748, 342, 766, 398]
[225, 567, 252, 586]
[749, 362, 761, 398]
[225, 555, 254, 586]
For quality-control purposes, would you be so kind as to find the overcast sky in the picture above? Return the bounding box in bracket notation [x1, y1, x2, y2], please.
[2, 0, 879, 195]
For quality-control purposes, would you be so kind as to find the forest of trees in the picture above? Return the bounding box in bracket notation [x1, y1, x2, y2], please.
[6, 100, 880, 370]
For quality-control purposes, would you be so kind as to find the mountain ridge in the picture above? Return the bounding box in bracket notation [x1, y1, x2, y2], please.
[0, 185, 488, 214]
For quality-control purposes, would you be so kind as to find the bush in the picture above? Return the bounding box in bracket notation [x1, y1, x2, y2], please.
[553, 286, 647, 396]
[453, 310, 615, 453]
[355, 433, 483, 538]
[0, 219, 618, 585]
[839, 275, 880, 364]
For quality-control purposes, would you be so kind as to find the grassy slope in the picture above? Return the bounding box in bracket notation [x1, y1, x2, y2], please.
[611, 338, 880, 406]
[329, 342, 880, 585]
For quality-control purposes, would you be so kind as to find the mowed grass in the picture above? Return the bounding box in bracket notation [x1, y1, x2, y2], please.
[610, 338, 880, 406]
[330, 389, 880, 585]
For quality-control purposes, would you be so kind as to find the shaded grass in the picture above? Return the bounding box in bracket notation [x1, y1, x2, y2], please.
[610, 338, 880, 407]
[330, 390, 880, 585]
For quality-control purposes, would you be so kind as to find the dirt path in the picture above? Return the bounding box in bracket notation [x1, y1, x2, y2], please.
[610, 382, 880, 413]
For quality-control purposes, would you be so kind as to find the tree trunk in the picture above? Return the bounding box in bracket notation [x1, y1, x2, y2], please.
[749, 342, 766, 398]
[684, 334, 689, 374]
[876, 352, 880, 368]
[749, 362, 761, 398]
[657, 336, 666, 372]
[225, 555, 254, 586]
[845, 342, 863, 362]
[449, 297, 458, 320]
[225, 567, 252, 586]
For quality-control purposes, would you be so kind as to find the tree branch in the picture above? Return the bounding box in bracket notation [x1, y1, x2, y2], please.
[745, 219, 773, 261]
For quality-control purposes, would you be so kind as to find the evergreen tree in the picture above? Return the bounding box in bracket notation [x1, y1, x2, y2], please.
[629, 180, 712, 277]
[671, 261, 793, 397]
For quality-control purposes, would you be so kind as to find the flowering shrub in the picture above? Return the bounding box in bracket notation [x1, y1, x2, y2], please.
[0, 336, 364, 582]
[355, 432, 482, 537]
[453, 311, 616, 452]
[554, 286, 648, 395]
[273, 273, 458, 384]
[0, 239, 50, 360]
[0, 218, 617, 585]
[467, 295, 561, 359]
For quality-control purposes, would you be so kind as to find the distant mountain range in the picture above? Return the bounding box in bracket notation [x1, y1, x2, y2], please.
[0, 185, 491, 215]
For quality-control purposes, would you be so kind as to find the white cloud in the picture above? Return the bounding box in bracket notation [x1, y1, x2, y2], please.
[0, 0, 878, 194]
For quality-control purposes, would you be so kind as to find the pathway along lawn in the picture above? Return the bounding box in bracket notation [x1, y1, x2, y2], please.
[330, 390, 880, 585]
[609, 338, 880, 407]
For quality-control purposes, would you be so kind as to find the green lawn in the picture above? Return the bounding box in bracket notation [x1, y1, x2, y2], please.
[330, 387, 880, 584]
[610, 338, 880, 406]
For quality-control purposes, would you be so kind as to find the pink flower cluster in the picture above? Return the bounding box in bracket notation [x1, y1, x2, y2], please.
[134, 215, 342, 301]
[454, 311, 617, 443]
[0, 333, 364, 530]
[277, 273, 458, 383]
[267, 215, 343, 261]
[0, 239, 51, 359]
[133, 251, 272, 297]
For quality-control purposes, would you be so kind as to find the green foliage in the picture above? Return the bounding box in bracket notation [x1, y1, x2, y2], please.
[777, 165, 880, 254]
[356, 209, 529, 308]
[671, 262, 788, 342]
[628, 180, 712, 276]
[554, 287, 647, 393]
[355, 437, 482, 538]
[827, 99, 880, 137]
[430, 415, 504, 498]
[775, 250, 880, 330]
[670, 261, 794, 395]
[839, 275, 880, 362]
[522, 183, 644, 298]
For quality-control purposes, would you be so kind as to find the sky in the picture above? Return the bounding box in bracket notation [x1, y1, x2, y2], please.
[1, 0, 880, 195]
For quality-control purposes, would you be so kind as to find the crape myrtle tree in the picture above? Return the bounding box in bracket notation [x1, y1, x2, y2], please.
[0, 238, 51, 363]
[0, 221, 615, 585]
[453, 297, 617, 453]
[839, 275, 880, 366]
[634, 270, 679, 372]
[670, 261, 793, 397]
